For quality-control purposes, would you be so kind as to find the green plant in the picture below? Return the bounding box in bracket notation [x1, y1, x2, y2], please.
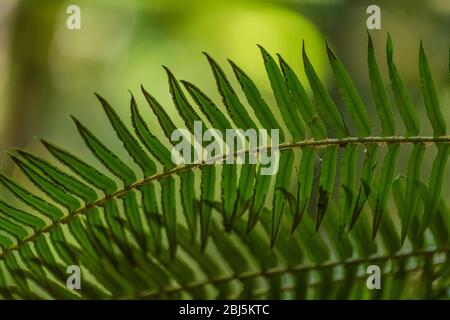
[0, 34, 449, 299]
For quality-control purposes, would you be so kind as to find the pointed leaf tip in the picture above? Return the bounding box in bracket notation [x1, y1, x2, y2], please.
[227, 58, 240, 73]
[94, 92, 109, 106]
[205, 51, 216, 61]
[302, 43, 310, 63]
[386, 34, 394, 60]
[276, 53, 286, 64]
[257, 44, 270, 61]
[325, 42, 336, 60]
[368, 32, 374, 49]
[70, 115, 80, 126]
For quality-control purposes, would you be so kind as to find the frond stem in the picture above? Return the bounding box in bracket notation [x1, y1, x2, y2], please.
[130, 246, 449, 299]
[1, 135, 449, 259]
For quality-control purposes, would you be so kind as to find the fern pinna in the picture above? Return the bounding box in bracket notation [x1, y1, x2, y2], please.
[0, 34, 449, 299]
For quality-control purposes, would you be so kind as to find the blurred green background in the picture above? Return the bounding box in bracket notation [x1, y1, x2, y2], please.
[0, 0, 449, 189]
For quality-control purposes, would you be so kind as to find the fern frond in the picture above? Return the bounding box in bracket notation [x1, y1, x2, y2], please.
[0, 34, 449, 299]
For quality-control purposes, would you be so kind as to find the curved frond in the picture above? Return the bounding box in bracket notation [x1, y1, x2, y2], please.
[0, 34, 449, 299]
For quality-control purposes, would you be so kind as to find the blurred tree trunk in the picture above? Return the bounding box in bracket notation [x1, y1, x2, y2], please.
[0, 0, 61, 167]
